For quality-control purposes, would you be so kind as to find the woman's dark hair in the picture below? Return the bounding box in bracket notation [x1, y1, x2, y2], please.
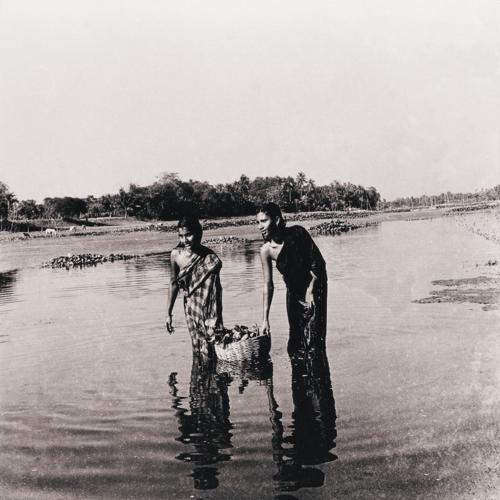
[177, 215, 203, 241]
[258, 202, 286, 231]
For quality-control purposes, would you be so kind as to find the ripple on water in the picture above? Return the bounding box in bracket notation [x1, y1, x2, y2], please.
[1, 220, 499, 499]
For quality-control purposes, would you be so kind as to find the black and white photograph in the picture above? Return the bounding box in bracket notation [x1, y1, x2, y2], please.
[1, 1, 499, 498]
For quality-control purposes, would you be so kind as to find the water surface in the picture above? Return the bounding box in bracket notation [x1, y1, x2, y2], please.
[1, 218, 499, 499]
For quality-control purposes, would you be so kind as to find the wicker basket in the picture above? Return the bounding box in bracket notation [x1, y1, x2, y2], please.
[214, 333, 271, 362]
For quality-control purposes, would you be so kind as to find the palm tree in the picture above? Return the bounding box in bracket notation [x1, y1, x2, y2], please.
[296, 172, 307, 197]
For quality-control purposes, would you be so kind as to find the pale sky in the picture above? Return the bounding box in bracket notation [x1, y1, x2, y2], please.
[1, 0, 499, 202]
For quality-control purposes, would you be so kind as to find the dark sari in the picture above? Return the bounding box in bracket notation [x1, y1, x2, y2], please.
[276, 225, 328, 352]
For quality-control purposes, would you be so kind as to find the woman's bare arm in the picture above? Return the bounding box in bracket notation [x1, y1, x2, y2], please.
[260, 245, 274, 334]
[166, 249, 180, 333]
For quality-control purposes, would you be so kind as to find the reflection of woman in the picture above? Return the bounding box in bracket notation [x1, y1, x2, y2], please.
[257, 203, 328, 353]
[288, 350, 337, 465]
[166, 215, 223, 353]
[168, 352, 233, 491]
[267, 349, 337, 493]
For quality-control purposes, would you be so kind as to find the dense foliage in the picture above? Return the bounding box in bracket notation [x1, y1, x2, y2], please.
[4, 173, 500, 223]
[2, 172, 381, 221]
[0, 182, 17, 227]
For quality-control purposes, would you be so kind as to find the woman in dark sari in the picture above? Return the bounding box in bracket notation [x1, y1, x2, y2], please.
[257, 203, 328, 353]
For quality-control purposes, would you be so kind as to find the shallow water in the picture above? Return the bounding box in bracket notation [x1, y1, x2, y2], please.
[1, 218, 499, 499]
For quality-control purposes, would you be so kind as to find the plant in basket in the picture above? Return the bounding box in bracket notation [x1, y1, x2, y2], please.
[212, 324, 271, 362]
[213, 324, 260, 345]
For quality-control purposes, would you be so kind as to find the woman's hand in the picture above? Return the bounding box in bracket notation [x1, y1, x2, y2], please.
[306, 275, 317, 307]
[166, 314, 175, 334]
[261, 319, 271, 335]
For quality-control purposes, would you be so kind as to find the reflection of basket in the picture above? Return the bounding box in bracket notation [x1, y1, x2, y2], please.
[214, 334, 271, 362]
[216, 357, 273, 382]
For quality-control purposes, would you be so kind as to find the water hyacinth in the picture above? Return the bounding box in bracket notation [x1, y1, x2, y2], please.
[202, 236, 248, 245]
[310, 219, 375, 235]
[42, 253, 140, 269]
[213, 324, 262, 346]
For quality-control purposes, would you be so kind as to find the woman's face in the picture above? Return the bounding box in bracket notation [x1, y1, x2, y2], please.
[257, 211, 277, 241]
[178, 226, 200, 250]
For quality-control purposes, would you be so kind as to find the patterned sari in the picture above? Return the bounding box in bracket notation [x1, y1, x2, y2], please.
[176, 247, 223, 351]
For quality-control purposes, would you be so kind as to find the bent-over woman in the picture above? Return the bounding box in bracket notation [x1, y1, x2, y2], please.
[166, 215, 223, 354]
[258, 203, 327, 353]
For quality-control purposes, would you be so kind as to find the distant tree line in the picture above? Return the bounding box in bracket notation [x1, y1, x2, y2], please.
[1, 172, 381, 222]
[385, 185, 500, 209]
[4, 175, 500, 224]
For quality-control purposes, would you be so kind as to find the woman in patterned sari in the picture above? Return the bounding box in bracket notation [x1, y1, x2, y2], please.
[166, 215, 223, 354]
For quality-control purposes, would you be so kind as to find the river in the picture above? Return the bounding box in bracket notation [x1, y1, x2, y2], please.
[1, 218, 499, 499]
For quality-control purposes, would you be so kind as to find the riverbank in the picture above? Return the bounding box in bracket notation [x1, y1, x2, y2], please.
[0, 210, 365, 272]
[0, 206, 447, 242]
[0, 206, 487, 274]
